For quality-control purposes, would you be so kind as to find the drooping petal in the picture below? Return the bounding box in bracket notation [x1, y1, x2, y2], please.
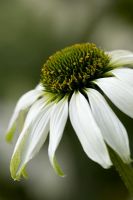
[107, 50, 133, 67]
[111, 68, 133, 86]
[10, 98, 53, 180]
[10, 98, 46, 180]
[87, 88, 131, 163]
[35, 83, 44, 91]
[48, 97, 68, 176]
[95, 77, 133, 118]
[107, 50, 132, 57]
[6, 88, 44, 142]
[69, 92, 112, 168]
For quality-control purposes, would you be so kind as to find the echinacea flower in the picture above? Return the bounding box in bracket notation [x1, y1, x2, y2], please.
[6, 43, 133, 180]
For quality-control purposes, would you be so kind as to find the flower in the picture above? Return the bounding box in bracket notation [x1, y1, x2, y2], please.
[6, 43, 133, 180]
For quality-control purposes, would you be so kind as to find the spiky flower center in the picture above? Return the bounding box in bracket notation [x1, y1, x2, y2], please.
[41, 43, 110, 95]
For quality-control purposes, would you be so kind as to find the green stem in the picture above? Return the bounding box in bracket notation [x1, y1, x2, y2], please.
[109, 148, 133, 197]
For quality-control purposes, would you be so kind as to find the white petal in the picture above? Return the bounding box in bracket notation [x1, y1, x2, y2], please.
[95, 77, 133, 118]
[87, 88, 131, 163]
[35, 83, 44, 91]
[6, 88, 43, 142]
[10, 99, 53, 180]
[111, 68, 133, 86]
[12, 98, 46, 155]
[48, 97, 68, 176]
[69, 92, 112, 168]
[108, 50, 133, 66]
[107, 50, 132, 57]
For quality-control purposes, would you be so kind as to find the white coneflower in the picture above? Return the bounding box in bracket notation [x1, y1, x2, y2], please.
[6, 43, 133, 181]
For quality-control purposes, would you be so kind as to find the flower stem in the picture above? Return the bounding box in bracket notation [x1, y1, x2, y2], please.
[109, 148, 133, 196]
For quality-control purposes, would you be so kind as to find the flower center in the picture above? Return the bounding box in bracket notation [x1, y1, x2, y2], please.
[41, 43, 110, 95]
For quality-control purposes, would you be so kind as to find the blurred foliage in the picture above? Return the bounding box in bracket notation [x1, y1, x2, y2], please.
[0, 176, 34, 200]
[0, 0, 133, 200]
[113, 0, 133, 22]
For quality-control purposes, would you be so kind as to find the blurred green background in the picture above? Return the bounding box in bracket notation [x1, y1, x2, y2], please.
[0, 0, 133, 199]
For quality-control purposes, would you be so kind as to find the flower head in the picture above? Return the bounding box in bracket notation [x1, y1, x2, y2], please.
[6, 43, 133, 180]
